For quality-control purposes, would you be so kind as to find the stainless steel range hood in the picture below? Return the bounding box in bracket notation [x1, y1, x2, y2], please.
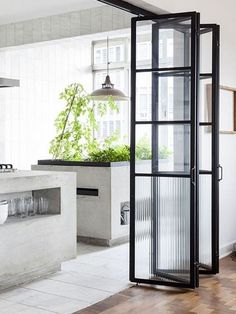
[0, 77, 20, 88]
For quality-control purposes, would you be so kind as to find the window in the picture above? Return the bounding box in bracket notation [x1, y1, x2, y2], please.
[94, 43, 124, 65]
[92, 38, 129, 144]
[137, 41, 151, 61]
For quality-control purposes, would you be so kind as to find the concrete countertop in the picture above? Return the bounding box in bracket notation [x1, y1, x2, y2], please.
[0, 170, 72, 179]
[0, 170, 76, 195]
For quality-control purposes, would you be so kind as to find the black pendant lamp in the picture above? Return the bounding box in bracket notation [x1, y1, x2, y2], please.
[90, 37, 129, 101]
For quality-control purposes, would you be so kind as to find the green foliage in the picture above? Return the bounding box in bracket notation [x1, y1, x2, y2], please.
[88, 145, 130, 163]
[135, 135, 151, 160]
[158, 145, 172, 159]
[135, 135, 172, 160]
[49, 83, 118, 161]
[87, 140, 172, 162]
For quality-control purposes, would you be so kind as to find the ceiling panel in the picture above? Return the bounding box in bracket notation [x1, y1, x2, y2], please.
[0, 0, 104, 25]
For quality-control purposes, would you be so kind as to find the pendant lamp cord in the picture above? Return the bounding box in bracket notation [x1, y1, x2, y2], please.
[107, 36, 110, 75]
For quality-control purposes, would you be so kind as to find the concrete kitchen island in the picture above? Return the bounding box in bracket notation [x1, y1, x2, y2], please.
[0, 170, 77, 291]
[33, 162, 130, 246]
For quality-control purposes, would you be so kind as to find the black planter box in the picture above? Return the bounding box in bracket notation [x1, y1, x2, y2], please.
[38, 159, 130, 168]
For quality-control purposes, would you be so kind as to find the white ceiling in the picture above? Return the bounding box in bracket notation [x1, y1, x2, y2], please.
[0, 0, 104, 25]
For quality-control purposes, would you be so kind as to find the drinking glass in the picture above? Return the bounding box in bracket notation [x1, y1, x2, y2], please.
[14, 198, 21, 217]
[18, 197, 27, 218]
[26, 197, 35, 216]
[8, 199, 17, 216]
[33, 197, 39, 215]
[38, 197, 49, 215]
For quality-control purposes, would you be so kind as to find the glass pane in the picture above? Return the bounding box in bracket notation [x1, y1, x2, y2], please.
[200, 29, 212, 73]
[199, 78, 212, 123]
[135, 124, 152, 174]
[157, 125, 190, 172]
[136, 17, 192, 70]
[136, 71, 191, 121]
[135, 176, 191, 284]
[93, 41, 125, 65]
[94, 69, 125, 90]
[136, 72, 152, 121]
[135, 124, 190, 173]
[199, 175, 212, 267]
[199, 126, 212, 171]
[136, 21, 152, 69]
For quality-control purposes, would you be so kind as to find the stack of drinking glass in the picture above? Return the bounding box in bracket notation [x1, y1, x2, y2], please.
[8, 197, 49, 218]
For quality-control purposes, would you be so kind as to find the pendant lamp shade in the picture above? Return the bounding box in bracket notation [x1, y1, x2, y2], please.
[90, 75, 129, 101]
[90, 37, 129, 101]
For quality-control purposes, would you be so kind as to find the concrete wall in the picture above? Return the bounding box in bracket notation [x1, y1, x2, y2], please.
[111, 165, 130, 240]
[0, 5, 131, 48]
[139, 0, 236, 256]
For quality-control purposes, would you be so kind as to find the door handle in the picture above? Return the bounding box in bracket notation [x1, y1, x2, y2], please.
[191, 167, 195, 186]
[218, 165, 223, 181]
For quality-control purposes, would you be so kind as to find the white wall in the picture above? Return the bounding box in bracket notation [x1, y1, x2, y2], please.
[139, 0, 236, 255]
[0, 37, 93, 169]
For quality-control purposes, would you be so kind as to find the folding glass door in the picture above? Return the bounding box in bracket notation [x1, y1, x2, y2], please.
[199, 24, 220, 274]
[130, 12, 200, 289]
[100, 0, 220, 290]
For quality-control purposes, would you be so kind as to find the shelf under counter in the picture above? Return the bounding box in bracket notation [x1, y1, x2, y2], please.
[4, 214, 60, 225]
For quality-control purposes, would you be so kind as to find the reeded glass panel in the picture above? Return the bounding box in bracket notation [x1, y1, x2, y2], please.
[200, 29, 212, 73]
[135, 176, 191, 283]
[199, 78, 212, 123]
[136, 17, 192, 70]
[136, 72, 191, 121]
[135, 124, 190, 174]
[199, 126, 212, 171]
[199, 175, 212, 266]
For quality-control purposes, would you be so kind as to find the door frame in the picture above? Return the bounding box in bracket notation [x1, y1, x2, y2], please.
[130, 12, 200, 289]
[198, 24, 220, 275]
[97, 0, 156, 16]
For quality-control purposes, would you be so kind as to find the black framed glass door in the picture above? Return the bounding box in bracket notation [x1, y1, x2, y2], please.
[198, 24, 220, 274]
[130, 12, 200, 288]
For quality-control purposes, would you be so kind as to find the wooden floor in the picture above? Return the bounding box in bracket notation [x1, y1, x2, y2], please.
[75, 254, 236, 314]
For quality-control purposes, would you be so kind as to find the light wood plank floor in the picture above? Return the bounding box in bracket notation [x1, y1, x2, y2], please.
[75, 254, 236, 314]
